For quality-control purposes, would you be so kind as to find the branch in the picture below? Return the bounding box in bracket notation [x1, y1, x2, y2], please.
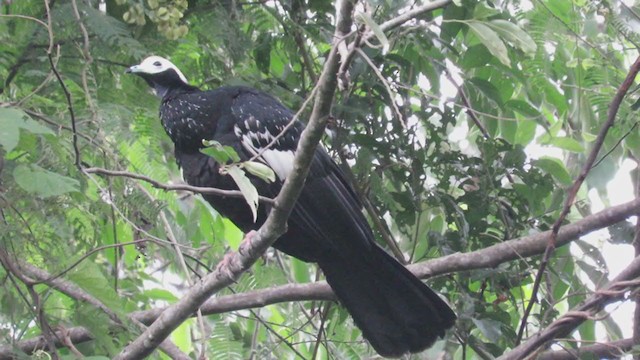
[410, 197, 640, 278]
[113, 2, 356, 358]
[518, 54, 640, 343]
[537, 338, 635, 360]
[377, 0, 452, 35]
[337, 0, 452, 87]
[83, 167, 274, 204]
[5, 196, 639, 358]
[0, 249, 194, 360]
[499, 255, 640, 360]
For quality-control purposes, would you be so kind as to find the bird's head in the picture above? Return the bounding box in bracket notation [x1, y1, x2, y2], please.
[126, 56, 193, 98]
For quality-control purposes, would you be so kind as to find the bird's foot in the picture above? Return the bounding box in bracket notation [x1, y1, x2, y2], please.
[215, 252, 237, 280]
[238, 230, 258, 256]
[215, 231, 258, 279]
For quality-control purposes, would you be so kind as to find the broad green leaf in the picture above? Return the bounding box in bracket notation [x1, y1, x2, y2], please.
[489, 19, 537, 55]
[471, 317, 502, 342]
[514, 120, 537, 146]
[0, 119, 19, 153]
[355, 12, 390, 54]
[505, 100, 539, 118]
[534, 157, 572, 185]
[171, 319, 194, 354]
[468, 78, 504, 106]
[143, 288, 179, 301]
[547, 137, 585, 153]
[224, 165, 259, 222]
[582, 132, 597, 142]
[13, 164, 80, 197]
[223, 218, 244, 250]
[68, 260, 123, 314]
[500, 119, 517, 144]
[201, 139, 241, 163]
[291, 257, 311, 283]
[243, 160, 276, 183]
[0, 108, 53, 152]
[460, 44, 493, 69]
[468, 21, 510, 67]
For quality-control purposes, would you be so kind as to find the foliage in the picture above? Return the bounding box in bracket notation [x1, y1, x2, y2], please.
[1, 0, 639, 358]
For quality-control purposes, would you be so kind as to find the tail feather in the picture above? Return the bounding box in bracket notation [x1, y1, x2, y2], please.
[318, 246, 456, 357]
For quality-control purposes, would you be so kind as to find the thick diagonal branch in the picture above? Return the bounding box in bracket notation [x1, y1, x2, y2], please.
[112, 2, 357, 358]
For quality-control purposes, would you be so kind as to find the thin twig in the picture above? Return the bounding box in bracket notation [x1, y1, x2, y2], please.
[355, 48, 405, 128]
[48, 52, 81, 169]
[83, 167, 274, 204]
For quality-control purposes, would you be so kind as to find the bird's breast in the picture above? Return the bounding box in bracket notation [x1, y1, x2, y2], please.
[160, 99, 214, 148]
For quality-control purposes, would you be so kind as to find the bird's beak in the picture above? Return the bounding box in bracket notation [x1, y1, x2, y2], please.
[125, 65, 140, 74]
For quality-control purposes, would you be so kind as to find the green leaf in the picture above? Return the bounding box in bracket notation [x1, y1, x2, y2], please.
[355, 12, 389, 54]
[201, 139, 241, 163]
[547, 137, 585, 153]
[143, 288, 179, 301]
[460, 44, 492, 69]
[514, 120, 537, 146]
[13, 164, 80, 197]
[534, 157, 572, 185]
[0, 108, 53, 152]
[67, 260, 123, 313]
[468, 21, 510, 67]
[291, 257, 311, 283]
[243, 160, 276, 183]
[224, 165, 259, 222]
[505, 100, 539, 118]
[171, 319, 194, 354]
[489, 19, 537, 55]
[471, 317, 502, 343]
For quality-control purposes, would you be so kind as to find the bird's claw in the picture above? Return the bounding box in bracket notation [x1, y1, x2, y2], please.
[215, 231, 258, 279]
[238, 230, 258, 256]
[215, 252, 237, 280]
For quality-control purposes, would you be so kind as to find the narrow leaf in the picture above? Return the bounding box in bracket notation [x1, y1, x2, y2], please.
[225, 165, 259, 222]
[468, 21, 510, 67]
[356, 12, 390, 54]
[243, 161, 276, 183]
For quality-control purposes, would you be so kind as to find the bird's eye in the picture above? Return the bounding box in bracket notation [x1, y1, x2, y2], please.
[153, 61, 162, 66]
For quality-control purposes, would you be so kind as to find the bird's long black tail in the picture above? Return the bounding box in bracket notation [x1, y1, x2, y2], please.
[318, 245, 456, 357]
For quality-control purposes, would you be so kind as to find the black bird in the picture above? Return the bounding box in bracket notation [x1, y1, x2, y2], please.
[127, 56, 456, 357]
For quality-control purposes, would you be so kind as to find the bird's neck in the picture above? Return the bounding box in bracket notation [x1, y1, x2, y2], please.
[156, 83, 199, 100]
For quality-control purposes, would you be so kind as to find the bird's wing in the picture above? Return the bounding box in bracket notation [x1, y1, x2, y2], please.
[230, 90, 303, 181]
[230, 90, 374, 256]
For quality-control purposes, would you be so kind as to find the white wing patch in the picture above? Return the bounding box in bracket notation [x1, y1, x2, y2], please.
[261, 149, 295, 180]
[236, 125, 295, 181]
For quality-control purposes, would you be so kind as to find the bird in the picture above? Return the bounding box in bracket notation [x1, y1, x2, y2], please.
[126, 55, 456, 357]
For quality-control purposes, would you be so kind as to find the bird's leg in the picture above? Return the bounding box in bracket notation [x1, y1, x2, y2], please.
[214, 230, 258, 279]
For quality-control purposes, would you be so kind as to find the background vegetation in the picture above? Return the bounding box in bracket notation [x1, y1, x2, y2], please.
[2, 0, 640, 358]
